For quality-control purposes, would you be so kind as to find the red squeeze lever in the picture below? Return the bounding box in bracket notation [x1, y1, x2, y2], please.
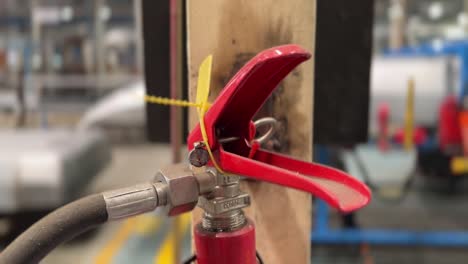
[188, 44, 371, 213]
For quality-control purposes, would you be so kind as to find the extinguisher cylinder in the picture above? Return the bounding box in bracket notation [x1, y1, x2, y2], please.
[194, 218, 256, 264]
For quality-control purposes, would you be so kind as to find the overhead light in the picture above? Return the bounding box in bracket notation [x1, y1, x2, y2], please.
[100, 6, 112, 21]
[458, 13, 468, 27]
[388, 2, 403, 20]
[428, 2, 443, 20]
[61, 6, 73, 22]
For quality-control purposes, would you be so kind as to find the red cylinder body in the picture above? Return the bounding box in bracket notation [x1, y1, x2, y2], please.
[194, 219, 256, 264]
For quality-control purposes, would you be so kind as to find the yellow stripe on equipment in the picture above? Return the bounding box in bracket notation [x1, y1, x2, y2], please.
[451, 156, 468, 175]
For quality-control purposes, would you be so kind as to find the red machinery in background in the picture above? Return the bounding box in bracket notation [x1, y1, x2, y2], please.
[439, 95, 462, 152]
[418, 94, 468, 184]
[439, 95, 468, 175]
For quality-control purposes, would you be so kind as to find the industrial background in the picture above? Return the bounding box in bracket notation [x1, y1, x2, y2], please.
[1, 0, 468, 263]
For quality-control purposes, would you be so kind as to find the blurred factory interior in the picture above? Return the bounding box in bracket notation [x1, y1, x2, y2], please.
[1, 0, 468, 263]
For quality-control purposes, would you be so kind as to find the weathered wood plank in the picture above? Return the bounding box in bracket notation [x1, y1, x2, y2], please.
[187, 1, 315, 263]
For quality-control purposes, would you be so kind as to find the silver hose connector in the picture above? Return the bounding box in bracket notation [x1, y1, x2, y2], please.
[103, 163, 248, 225]
[103, 182, 167, 221]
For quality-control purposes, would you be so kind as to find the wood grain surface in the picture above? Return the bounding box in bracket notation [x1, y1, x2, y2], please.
[186, 0, 315, 263]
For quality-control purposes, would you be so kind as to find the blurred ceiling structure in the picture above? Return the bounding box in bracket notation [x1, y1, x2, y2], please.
[0, 0, 134, 31]
[374, 0, 468, 51]
[0, 0, 468, 53]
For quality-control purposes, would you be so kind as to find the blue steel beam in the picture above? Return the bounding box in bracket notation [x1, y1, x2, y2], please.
[312, 228, 468, 246]
[312, 199, 468, 247]
[312, 145, 468, 247]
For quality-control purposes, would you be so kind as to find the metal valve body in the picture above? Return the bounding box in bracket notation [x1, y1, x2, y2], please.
[194, 171, 256, 264]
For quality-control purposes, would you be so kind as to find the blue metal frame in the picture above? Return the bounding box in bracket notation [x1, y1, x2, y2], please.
[312, 198, 468, 246]
[311, 145, 468, 246]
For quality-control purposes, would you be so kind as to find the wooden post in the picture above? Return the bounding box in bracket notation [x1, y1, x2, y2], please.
[187, 1, 315, 263]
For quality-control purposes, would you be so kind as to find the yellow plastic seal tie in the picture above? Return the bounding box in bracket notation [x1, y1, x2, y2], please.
[196, 55, 225, 173]
[142, 54, 224, 173]
[143, 95, 211, 109]
[144, 95, 199, 108]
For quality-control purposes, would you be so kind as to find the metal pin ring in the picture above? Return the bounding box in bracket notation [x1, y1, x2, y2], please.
[217, 117, 277, 145]
[218, 137, 239, 144]
[253, 117, 277, 144]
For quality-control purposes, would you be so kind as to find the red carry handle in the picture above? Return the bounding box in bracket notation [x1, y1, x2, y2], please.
[188, 44, 371, 212]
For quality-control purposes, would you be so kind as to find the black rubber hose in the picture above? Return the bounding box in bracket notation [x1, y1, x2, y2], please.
[0, 194, 108, 264]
